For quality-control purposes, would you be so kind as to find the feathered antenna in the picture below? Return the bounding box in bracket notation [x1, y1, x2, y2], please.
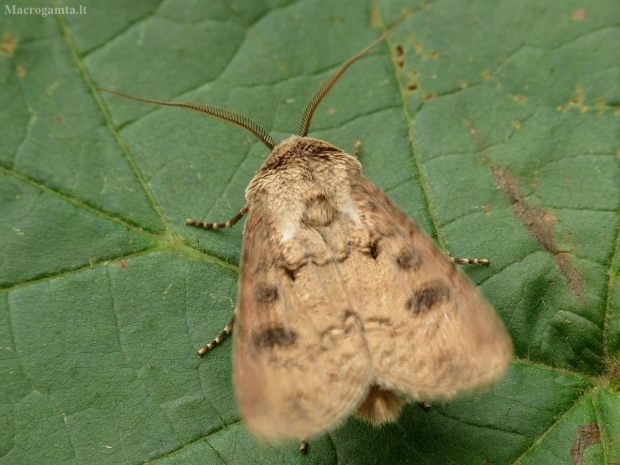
[98, 89, 276, 150]
[297, 14, 409, 137]
[99, 13, 409, 149]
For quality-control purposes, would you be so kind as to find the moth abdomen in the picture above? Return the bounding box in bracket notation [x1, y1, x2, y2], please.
[354, 385, 404, 426]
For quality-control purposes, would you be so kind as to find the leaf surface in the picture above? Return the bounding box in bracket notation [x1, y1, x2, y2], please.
[1, 0, 619, 463]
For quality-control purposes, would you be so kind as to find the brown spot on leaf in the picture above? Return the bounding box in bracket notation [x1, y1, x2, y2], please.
[492, 167, 584, 298]
[118, 260, 128, 271]
[394, 44, 405, 69]
[555, 253, 585, 298]
[407, 282, 450, 314]
[370, 8, 380, 28]
[0, 32, 17, 57]
[254, 327, 297, 349]
[596, 98, 604, 114]
[570, 423, 600, 465]
[572, 8, 587, 21]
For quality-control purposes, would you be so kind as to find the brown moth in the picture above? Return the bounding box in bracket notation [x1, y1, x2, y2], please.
[101, 16, 512, 448]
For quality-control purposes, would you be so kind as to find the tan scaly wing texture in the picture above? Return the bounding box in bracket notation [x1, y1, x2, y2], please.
[347, 178, 513, 401]
[233, 204, 374, 443]
[233, 137, 512, 443]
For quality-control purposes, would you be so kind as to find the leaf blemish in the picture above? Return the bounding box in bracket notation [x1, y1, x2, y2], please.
[570, 423, 600, 465]
[491, 167, 584, 298]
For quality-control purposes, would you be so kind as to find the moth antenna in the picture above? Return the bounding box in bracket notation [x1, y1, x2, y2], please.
[98, 89, 276, 150]
[297, 14, 409, 137]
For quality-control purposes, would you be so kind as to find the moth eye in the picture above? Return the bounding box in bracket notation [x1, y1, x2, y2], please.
[253, 327, 297, 349]
[406, 282, 451, 314]
[255, 284, 278, 304]
[395, 248, 421, 270]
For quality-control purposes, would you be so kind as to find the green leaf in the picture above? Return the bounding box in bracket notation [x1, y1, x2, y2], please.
[1, 0, 619, 464]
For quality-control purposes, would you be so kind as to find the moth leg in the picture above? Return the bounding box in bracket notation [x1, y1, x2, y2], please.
[353, 140, 361, 158]
[417, 401, 432, 412]
[198, 313, 235, 356]
[187, 204, 249, 230]
[450, 257, 490, 266]
[299, 439, 309, 454]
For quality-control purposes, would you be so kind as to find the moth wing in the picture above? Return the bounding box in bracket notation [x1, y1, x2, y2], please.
[346, 179, 513, 401]
[233, 203, 373, 443]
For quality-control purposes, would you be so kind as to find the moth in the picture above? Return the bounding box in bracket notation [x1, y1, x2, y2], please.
[102, 16, 512, 450]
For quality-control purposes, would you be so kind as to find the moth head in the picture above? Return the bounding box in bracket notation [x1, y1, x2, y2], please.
[98, 15, 407, 150]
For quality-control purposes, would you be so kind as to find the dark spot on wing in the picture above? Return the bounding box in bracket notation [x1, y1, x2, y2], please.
[255, 284, 278, 303]
[396, 248, 421, 270]
[254, 327, 297, 349]
[367, 200, 379, 212]
[366, 316, 392, 326]
[343, 309, 364, 332]
[363, 240, 380, 259]
[283, 267, 297, 281]
[407, 282, 451, 314]
[369, 242, 379, 259]
[344, 308, 358, 319]
[241, 247, 250, 265]
[365, 316, 396, 337]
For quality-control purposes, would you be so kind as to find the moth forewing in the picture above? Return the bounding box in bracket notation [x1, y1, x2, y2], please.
[101, 13, 512, 449]
[233, 136, 512, 443]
